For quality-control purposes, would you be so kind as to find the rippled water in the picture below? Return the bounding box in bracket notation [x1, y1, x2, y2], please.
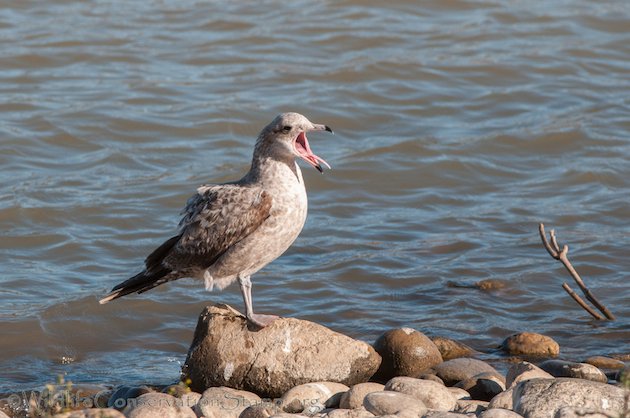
[1, 0, 629, 393]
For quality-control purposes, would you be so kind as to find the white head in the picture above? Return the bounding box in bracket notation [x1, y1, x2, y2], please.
[255, 112, 333, 173]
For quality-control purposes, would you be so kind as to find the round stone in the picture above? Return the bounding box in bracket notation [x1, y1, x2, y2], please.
[501, 332, 559, 357]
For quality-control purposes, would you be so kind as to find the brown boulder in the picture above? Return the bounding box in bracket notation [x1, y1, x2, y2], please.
[501, 332, 559, 357]
[373, 328, 442, 381]
[182, 305, 381, 397]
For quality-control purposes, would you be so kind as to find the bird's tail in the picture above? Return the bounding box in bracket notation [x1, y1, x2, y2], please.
[99, 268, 172, 304]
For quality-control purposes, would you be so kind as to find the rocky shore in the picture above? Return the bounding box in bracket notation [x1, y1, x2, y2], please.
[1, 305, 628, 418]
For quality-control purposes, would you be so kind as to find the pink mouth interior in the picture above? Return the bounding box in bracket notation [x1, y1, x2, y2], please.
[294, 132, 331, 170]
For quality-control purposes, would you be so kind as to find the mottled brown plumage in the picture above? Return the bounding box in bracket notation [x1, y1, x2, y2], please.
[100, 113, 333, 327]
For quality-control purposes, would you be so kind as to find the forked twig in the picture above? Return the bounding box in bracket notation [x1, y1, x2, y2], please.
[538, 223, 615, 320]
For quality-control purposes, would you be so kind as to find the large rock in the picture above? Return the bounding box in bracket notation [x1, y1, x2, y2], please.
[373, 328, 443, 381]
[505, 361, 554, 389]
[182, 305, 381, 397]
[538, 360, 607, 383]
[384, 376, 456, 411]
[583, 356, 625, 370]
[501, 332, 559, 357]
[432, 358, 500, 386]
[513, 378, 626, 418]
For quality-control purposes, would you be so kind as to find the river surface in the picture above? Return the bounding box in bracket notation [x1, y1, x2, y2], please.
[1, 0, 629, 393]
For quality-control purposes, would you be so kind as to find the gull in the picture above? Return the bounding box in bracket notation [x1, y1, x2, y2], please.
[99, 113, 333, 328]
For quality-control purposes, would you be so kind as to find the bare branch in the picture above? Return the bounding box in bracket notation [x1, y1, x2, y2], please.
[538, 223, 615, 321]
[561, 283, 604, 320]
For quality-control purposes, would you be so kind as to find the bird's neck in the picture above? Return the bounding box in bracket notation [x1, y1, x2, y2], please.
[248, 153, 301, 186]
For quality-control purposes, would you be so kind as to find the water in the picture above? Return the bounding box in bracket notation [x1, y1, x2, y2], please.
[1, 0, 629, 393]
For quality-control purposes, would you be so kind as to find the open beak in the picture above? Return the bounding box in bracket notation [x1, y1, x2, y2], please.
[293, 124, 333, 173]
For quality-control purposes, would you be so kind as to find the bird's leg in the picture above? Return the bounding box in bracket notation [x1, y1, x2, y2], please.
[237, 274, 279, 328]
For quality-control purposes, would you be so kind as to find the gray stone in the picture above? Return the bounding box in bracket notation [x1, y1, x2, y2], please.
[197, 386, 261, 418]
[422, 412, 475, 418]
[320, 408, 375, 417]
[240, 402, 284, 418]
[183, 306, 381, 397]
[505, 361, 554, 389]
[447, 387, 471, 400]
[432, 358, 499, 386]
[123, 393, 196, 418]
[431, 337, 477, 361]
[281, 382, 349, 414]
[373, 328, 442, 382]
[538, 360, 607, 383]
[384, 376, 456, 411]
[513, 378, 626, 418]
[339, 382, 385, 409]
[455, 399, 488, 414]
[454, 372, 505, 401]
[487, 388, 513, 410]
[479, 409, 523, 418]
[553, 407, 611, 418]
[418, 373, 445, 385]
[363, 391, 427, 416]
[51, 409, 125, 418]
[501, 332, 559, 357]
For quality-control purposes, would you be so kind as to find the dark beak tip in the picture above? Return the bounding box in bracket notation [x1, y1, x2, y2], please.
[325, 125, 334, 134]
[315, 164, 324, 173]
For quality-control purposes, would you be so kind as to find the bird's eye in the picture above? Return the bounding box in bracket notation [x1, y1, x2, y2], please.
[282, 125, 292, 133]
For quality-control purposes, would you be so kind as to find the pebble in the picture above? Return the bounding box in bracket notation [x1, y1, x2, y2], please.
[583, 355, 625, 370]
[432, 358, 499, 386]
[479, 408, 523, 418]
[455, 399, 488, 414]
[501, 332, 559, 357]
[122, 392, 196, 418]
[538, 359, 607, 383]
[363, 391, 427, 416]
[197, 386, 261, 418]
[107, 385, 154, 410]
[339, 382, 385, 409]
[373, 328, 443, 382]
[280, 382, 349, 414]
[384, 376, 456, 411]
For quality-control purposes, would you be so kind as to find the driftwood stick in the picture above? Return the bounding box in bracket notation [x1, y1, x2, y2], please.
[561, 283, 604, 320]
[539, 223, 615, 320]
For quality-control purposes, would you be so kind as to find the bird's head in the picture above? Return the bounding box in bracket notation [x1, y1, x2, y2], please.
[257, 112, 333, 173]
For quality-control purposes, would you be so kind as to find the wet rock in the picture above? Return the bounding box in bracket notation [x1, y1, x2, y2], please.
[513, 378, 626, 418]
[183, 305, 380, 397]
[363, 391, 427, 416]
[51, 409, 125, 418]
[454, 372, 505, 401]
[505, 361, 554, 389]
[432, 358, 499, 386]
[501, 332, 559, 357]
[197, 386, 261, 418]
[107, 385, 154, 410]
[373, 328, 442, 382]
[384, 376, 456, 411]
[479, 409, 523, 418]
[281, 382, 349, 414]
[487, 388, 513, 410]
[123, 393, 196, 418]
[538, 359, 607, 383]
[431, 337, 476, 361]
[339, 382, 384, 409]
[583, 356, 625, 370]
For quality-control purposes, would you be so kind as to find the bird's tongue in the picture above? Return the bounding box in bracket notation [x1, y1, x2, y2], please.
[295, 132, 331, 172]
